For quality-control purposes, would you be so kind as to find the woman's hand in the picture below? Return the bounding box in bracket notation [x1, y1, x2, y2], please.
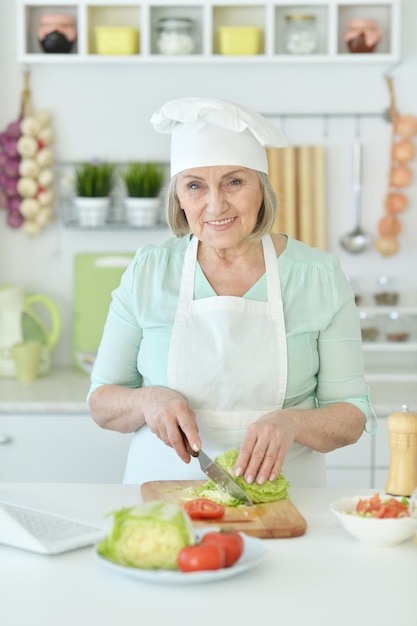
[141, 386, 201, 463]
[234, 410, 298, 485]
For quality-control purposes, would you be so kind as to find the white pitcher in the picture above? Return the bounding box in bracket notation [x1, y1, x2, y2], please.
[0, 284, 61, 378]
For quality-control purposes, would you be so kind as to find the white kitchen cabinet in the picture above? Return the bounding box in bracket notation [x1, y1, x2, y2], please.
[326, 468, 372, 488]
[0, 414, 132, 482]
[325, 430, 374, 488]
[374, 414, 390, 490]
[17, 0, 400, 64]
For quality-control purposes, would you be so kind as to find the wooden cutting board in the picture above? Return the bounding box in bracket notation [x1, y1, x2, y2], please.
[141, 480, 307, 539]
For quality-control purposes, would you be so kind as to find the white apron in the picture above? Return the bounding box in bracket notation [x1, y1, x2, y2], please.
[124, 235, 326, 486]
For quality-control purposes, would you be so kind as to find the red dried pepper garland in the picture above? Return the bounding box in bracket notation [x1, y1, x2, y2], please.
[375, 76, 417, 257]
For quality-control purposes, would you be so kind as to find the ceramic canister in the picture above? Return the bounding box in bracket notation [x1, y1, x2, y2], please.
[344, 19, 383, 53]
[38, 14, 77, 53]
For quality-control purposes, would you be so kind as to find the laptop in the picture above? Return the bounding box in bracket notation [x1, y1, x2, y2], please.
[0, 488, 107, 555]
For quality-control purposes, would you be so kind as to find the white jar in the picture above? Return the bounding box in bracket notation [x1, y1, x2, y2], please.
[284, 14, 318, 54]
[156, 18, 195, 55]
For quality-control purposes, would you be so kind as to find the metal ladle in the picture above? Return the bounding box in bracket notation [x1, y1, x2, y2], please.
[340, 141, 372, 254]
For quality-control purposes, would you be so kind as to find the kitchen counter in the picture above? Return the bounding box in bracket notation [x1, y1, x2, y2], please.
[0, 367, 90, 414]
[0, 483, 414, 626]
[1, 366, 416, 416]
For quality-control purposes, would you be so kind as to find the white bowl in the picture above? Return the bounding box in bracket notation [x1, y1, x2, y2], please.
[330, 495, 415, 547]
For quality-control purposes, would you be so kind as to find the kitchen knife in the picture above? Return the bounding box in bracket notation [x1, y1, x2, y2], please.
[180, 430, 253, 506]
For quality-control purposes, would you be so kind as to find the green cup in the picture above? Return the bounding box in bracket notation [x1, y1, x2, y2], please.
[4, 342, 42, 382]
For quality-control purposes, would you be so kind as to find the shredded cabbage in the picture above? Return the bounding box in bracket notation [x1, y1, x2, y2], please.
[188, 448, 290, 505]
[97, 500, 196, 569]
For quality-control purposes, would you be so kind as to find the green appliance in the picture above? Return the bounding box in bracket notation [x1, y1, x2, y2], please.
[73, 252, 134, 374]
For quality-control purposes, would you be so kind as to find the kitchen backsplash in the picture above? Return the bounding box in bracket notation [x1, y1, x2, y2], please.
[1, 0, 417, 370]
[1, 110, 416, 369]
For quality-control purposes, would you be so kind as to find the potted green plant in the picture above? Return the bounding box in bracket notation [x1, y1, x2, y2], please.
[73, 161, 116, 227]
[122, 162, 165, 227]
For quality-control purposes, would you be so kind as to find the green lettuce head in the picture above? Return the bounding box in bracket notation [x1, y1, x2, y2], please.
[189, 449, 290, 505]
[97, 500, 196, 570]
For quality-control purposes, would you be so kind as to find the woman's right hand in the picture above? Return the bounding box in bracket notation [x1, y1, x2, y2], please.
[141, 386, 201, 463]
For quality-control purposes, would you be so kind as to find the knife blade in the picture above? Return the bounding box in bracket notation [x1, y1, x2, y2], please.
[180, 429, 253, 506]
[196, 449, 254, 506]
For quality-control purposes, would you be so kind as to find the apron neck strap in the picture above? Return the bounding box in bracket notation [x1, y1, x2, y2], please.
[179, 234, 282, 304]
[178, 235, 198, 302]
[262, 235, 282, 305]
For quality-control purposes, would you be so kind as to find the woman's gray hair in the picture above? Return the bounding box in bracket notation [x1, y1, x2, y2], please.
[165, 171, 278, 240]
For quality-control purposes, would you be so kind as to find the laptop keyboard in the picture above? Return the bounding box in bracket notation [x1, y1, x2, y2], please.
[0, 503, 106, 554]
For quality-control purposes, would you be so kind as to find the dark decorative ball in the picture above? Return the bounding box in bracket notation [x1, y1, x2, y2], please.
[39, 31, 74, 54]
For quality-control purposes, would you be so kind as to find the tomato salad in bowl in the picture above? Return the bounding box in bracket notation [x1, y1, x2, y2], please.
[352, 493, 409, 518]
[331, 493, 415, 547]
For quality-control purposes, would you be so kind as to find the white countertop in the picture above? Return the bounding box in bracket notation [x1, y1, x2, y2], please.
[0, 367, 416, 416]
[0, 483, 415, 626]
[0, 367, 90, 414]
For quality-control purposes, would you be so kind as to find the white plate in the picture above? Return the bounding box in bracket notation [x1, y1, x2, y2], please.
[95, 532, 267, 584]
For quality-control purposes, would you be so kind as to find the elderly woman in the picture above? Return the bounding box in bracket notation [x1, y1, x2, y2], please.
[88, 97, 372, 487]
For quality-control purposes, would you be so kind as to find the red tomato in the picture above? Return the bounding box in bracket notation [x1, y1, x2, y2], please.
[355, 494, 410, 519]
[183, 498, 225, 520]
[177, 543, 226, 572]
[201, 531, 244, 567]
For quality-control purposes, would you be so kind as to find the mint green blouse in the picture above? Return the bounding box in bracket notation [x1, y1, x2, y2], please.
[89, 234, 371, 421]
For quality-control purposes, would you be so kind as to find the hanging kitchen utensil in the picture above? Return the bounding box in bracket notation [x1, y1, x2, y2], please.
[340, 141, 372, 254]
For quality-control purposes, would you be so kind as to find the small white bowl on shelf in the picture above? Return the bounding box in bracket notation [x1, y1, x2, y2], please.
[330, 495, 415, 547]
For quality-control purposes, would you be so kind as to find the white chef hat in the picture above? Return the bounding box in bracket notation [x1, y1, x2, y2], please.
[150, 97, 288, 176]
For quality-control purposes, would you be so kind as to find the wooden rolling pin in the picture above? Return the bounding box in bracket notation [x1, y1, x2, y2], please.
[385, 404, 417, 497]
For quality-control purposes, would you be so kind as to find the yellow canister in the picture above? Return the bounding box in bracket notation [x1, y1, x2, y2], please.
[95, 27, 139, 55]
[218, 27, 261, 55]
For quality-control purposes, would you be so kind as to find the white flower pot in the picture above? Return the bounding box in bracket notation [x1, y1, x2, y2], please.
[125, 197, 162, 227]
[74, 196, 110, 227]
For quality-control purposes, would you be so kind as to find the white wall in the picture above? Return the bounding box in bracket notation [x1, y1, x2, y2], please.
[1, 0, 417, 368]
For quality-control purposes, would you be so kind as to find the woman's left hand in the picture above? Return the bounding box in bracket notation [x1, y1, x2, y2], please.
[233, 410, 297, 485]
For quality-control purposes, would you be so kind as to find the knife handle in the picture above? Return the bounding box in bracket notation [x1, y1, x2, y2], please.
[179, 428, 199, 458]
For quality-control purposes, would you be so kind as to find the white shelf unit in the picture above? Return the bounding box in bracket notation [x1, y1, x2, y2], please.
[360, 304, 417, 383]
[17, 0, 401, 64]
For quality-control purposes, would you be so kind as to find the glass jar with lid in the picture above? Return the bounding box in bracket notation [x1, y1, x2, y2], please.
[374, 275, 399, 306]
[359, 311, 379, 342]
[385, 312, 411, 343]
[156, 18, 195, 55]
[284, 14, 318, 54]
